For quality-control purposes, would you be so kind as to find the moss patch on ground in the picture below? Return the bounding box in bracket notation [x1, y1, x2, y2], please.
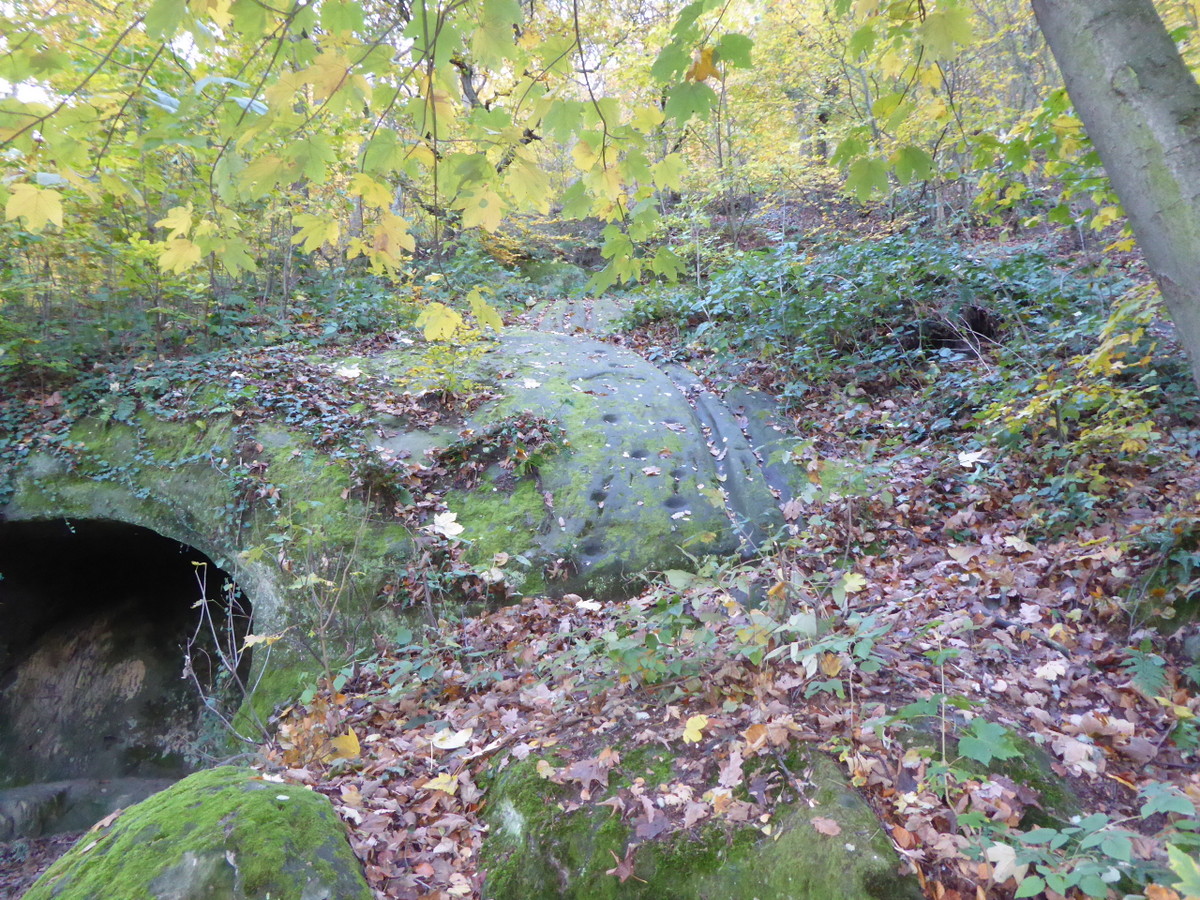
[24, 766, 372, 900]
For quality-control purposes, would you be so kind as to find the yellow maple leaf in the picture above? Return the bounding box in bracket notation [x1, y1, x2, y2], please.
[349, 173, 394, 208]
[302, 51, 351, 101]
[328, 728, 360, 760]
[683, 714, 709, 743]
[457, 187, 503, 232]
[5, 183, 63, 232]
[685, 47, 721, 83]
[468, 289, 503, 332]
[158, 238, 202, 273]
[415, 302, 464, 341]
[155, 204, 193, 240]
[425, 772, 458, 794]
[819, 652, 843, 677]
[841, 572, 867, 593]
[291, 213, 340, 253]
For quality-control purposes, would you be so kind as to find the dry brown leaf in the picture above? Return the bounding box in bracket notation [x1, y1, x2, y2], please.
[811, 816, 842, 836]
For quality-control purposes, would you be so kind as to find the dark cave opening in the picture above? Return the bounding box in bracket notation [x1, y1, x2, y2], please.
[0, 519, 252, 800]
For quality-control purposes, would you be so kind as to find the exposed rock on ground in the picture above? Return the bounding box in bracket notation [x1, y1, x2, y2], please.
[23, 766, 372, 900]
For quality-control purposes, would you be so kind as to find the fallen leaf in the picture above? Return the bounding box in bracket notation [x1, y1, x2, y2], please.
[329, 728, 360, 760]
[742, 723, 768, 752]
[606, 846, 644, 883]
[682, 714, 709, 743]
[811, 816, 842, 836]
[424, 772, 458, 795]
[819, 652, 843, 677]
[431, 727, 474, 750]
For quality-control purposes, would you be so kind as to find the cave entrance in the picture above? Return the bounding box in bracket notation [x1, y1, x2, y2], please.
[0, 519, 251, 836]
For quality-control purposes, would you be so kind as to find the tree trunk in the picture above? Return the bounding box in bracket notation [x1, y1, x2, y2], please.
[1032, 0, 1200, 392]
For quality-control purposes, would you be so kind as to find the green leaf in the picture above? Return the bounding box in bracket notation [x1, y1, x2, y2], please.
[1168, 843, 1200, 896]
[893, 146, 933, 184]
[651, 43, 691, 83]
[1139, 782, 1196, 819]
[714, 33, 752, 68]
[920, 7, 973, 60]
[219, 239, 258, 276]
[651, 247, 685, 281]
[286, 136, 337, 182]
[1014, 876, 1045, 899]
[145, 0, 187, 39]
[848, 24, 875, 57]
[846, 157, 889, 201]
[362, 132, 408, 175]
[958, 719, 1021, 766]
[664, 81, 716, 123]
[472, 0, 522, 65]
[320, 0, 364, 34]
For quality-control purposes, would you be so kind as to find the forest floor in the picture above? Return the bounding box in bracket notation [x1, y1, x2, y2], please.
[4, 229, 1200, 900]
[244, 306, 1200, 900]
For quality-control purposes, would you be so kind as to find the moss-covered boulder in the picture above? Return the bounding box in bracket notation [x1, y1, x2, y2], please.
[24, 766, 371, 900]
[481, 750, 921, 900]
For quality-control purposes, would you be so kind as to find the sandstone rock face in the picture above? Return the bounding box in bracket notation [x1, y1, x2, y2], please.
[0, 316, 803, 787]
[24, 767, 372, 900]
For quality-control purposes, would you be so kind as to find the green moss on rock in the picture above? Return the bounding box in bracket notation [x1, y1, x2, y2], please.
[24, 766, 371, 900]
[481, 749, 921, 900]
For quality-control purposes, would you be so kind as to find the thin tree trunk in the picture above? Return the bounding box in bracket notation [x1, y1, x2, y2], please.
[1032, 0, 1200, 392]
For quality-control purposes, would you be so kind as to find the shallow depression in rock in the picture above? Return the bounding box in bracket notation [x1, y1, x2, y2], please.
[0, 519, 252, 835]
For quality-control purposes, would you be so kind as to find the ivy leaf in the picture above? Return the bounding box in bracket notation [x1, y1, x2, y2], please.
[158, 238, 202, 273]
[415, 302, 464, 341]
[5, 183, 63, 232]
[920, 7, 973, 60]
